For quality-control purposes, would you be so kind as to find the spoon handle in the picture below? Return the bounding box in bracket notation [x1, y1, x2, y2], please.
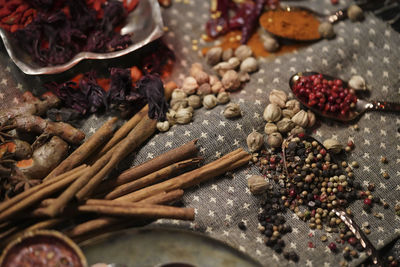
[367, 101, 400, 113]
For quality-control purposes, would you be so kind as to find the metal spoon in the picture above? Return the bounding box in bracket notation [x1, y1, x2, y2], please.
[281, 134, 384, 266]
[289, 72, 400, 122]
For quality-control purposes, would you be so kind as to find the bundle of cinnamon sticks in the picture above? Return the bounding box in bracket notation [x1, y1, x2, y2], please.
[0, 81, 251, 246]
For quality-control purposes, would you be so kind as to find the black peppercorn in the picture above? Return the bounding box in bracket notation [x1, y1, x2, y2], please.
[238, 221, 246, 230]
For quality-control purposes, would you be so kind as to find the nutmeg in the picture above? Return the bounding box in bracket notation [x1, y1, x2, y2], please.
[277, 118, 295, 133]
[196, 83, 212, 96]
[240, 57, 258, 73]
[247, 131, 264, 152]
[181, 76, 198, 95]
[263, 103, 282, 122]
[292, 110, 309, 128]
[234, 45, 253, 61]
[217, 91, 230, 104]
[205, 47, 222, 65]
[248, 175, 269, 195]
[202, 94, 218, 109]
[269, 89, 287, 108]
[156, 121, 170, 132]
[264, 122, 278, 134]
[171, 89, 187, 100]
[323, 139, 343, 154]
[187, 95, 202, 109]
[222, 70, 241, 91]
[223, 103, 241, 118]
[266, 132, 283, 148]
[285, 99, 301, 114]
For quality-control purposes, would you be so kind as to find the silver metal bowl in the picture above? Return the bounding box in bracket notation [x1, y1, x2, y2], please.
[0, 0, 164, 75]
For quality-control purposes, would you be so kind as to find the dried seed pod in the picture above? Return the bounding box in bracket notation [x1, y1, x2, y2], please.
[269, 89, 287, 108]
[156, 121, 170, 132]
[307, 110, 316, 128]
[193, 70, 209, 85]
[217, 91, 230, 104]
[347, 5, 364, 22]
[318, 22, 335, 39]
[222, 48, 233, 61]
[224, 103, 241, 118]
[240, 57, 258, 73]
[175, 107, 193, 124]
[197, 83, 212, 96]
[247, 131, 264, 152]
[213, 62, 233, 76]
[189, 62, 203, 77]
[209, 75, 219, 86]
[266, 132, 283, 148]
[234, 45, 253, 61]
[203, 94, 218, 109]
[264, 122, 278, 134]
[323, 139, 343, 154]
[248, 175, 269, 195]
[171, 89, 187, 100]
[285, 99, 301, 114]
[290, 125, 305, 135]
[227, 57, 241, 69]
[263, 103, 282, 122]
[222, 70, 241, 91]
[187, 95, 202, 109]
[348, 75, 367, 91]
[282, 109, 295, 118]
[238, 72, 250, 82]
[211, 81, 224, 94]
[205, 47, 222, 65]
[181, 76, 198, 95]
[277, 118, 295, 133]
[292, 110, 309, 128]
[166, 109, 177, 125]
[262, 35, 279, 52]
[170, 98, 188, 111]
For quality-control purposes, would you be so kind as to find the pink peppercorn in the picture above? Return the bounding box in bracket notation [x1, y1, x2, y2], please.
[364, 198, 372, 205]
[328, 242, 337, 251]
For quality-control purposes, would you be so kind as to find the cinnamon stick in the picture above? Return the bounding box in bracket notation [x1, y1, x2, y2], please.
[96, 139, 199, 194]
[116, 149, 251, 202]
[44, 117, 118, 181]
[75, 82, 177, 201]
[0, 166, 88, 223]
[0, 165, 86, 215]
[78, 204, 195, 221]
[66, 189, 184, 238]
[104, 157, 201, 200]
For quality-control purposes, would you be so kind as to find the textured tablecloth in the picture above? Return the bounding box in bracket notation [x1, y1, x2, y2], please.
[1, 0, 400, 266]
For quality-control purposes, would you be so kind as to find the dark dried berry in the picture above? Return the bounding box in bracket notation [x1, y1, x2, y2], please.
[238, 221, 246, 231]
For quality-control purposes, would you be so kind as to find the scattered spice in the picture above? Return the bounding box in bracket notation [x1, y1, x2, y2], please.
[380, 156, 388, 164]
[259, 9, 321, 41]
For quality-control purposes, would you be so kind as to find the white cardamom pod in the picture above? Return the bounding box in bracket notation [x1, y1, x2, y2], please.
[269, 89, 287, 108]
[170, 99, 189, 111]
[187, 95, 202, 109]
[290, 125, 305, 136]
[248, 175, 269, 195]
[203, 94, 218, 109]
[234, 45, 253, 61]
[292, 110, 309, 128]
[222, 70, 241, 91]
[193, 70, 209, 85]
[217, 91, 230, 104]
[323, 139, 343, 154]
[307, 110, 316, 128]
[282, 109, 295, 118]
[238, 72, 250, 82]
[266, 132, 283, 148]
[175, 108, 193, 124]
[166, 109, 177, 125]
[181, 76, 198, 95]
[211, 81, 224, 94]
[205, 47, 222, 65]
[227, 57, 241, 69]
[197, 83, 212, 96]
[285, 99, 301, 114]
[209, 75, 219, 86]
[246, 131, 264, 152]
[222, 48, 233, 61]
[171, 89, 187, 100]
[263, 103, 282, 122]
[348, 75, 366, 91]
[213, 62, 233, 77]
[277, 118, 295, 133]
[189, 62, 203, 77]
[224, 103, 241, 118]
[264, 122, 278, 134]
[156, 121, 170, 132]
[240, 57, 258, 73]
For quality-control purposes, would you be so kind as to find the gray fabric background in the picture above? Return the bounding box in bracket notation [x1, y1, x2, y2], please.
[1, 0, 400, 266]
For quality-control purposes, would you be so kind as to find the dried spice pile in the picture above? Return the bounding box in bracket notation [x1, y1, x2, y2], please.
[1, 0, 139, 66]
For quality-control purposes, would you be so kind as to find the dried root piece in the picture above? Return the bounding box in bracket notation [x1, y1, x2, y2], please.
[0, 140, 32, 160]
[13, 115, 85, 145]
[15, 136, 68, 180]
